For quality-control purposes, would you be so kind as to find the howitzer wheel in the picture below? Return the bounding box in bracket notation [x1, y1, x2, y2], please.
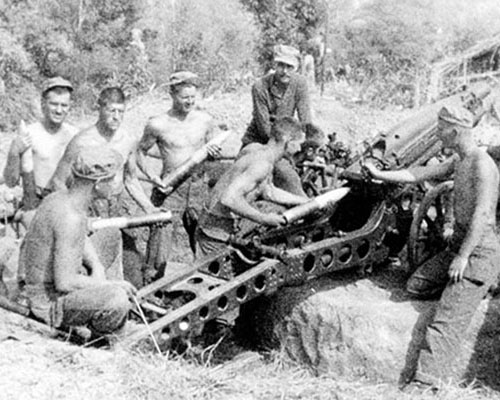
[408, 181, 453, 273]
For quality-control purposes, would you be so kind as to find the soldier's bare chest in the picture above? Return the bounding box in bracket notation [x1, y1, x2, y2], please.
[159, 118, 208, 149]
[32, 131, 71, 160]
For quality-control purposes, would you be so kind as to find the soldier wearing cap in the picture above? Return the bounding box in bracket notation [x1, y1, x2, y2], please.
[241, 44, 312, 196]
[3, 76, 78, 210]
[48, 87, 155, 286]
[18, 146, 136, 338]
[136, 71, 222, 282]
[363, 103, 500, 388]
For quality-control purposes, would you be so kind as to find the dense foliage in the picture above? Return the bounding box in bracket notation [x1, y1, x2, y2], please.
[242, 0, 500, 107]
[240, 0, 327, 69]
[138, 0, 258, 95]
[330, 0, 500, 107]
[1, 0, 500, 130]
[0, 0, 144, 129]
[0, 0, 257, 130]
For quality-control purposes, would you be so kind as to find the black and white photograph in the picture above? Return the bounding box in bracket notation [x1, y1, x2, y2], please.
[1, 0, 500, 399]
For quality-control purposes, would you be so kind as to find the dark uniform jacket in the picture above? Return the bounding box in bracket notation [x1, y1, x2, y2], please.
[242, 72, 311, 146]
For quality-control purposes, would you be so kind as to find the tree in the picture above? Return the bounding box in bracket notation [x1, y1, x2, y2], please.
[0, 26, 37, 131]
[241, 0, 327, 70]
[1, 0, 143, 111]
[138, 0, 258, 92]
[332, 0, 500, 106]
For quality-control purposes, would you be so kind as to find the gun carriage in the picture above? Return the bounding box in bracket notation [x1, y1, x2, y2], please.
[117, 82, 497, 349]
[0, 83, 497, 350]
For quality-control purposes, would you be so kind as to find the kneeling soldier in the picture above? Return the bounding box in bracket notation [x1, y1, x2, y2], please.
[19, 146, 136, 337]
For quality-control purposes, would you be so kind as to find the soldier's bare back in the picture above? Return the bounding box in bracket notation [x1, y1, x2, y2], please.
[453, 148, 498, 230]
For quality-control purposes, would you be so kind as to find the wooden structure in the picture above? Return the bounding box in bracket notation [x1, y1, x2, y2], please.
[428, 33, 500, 102]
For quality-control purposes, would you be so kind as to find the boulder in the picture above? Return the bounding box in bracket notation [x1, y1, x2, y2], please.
[237, 267, 500, 389]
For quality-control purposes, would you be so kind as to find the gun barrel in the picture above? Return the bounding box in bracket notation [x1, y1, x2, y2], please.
[301, 161, 327, 169]
[345, 82, 497, 173]
[282, 187, 351, 224]
[158, 130, 232, 195]
[89, 211, 172, 231]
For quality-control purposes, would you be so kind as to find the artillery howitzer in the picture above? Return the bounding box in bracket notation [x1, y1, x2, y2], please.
[120, 82, 499, 349]
[1, 84, 495, 349]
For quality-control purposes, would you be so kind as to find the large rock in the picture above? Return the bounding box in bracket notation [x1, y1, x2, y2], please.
[237, 267, 500, 389]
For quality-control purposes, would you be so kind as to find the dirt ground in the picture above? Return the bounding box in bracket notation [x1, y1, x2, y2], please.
[1, 86, 499, 400]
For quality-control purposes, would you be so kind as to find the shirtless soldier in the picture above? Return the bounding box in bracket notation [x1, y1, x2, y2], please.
[49, 87, 154, 285]
[19, 146, 135, 337]
[196, 117, 309, 257]
[136, 71, 221, 280]
[49, 87, 151, 213]
[363, 104, 500, 388]
[3, 77, 77, 209]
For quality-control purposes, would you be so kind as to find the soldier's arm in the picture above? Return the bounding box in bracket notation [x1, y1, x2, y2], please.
[3, 122, 32, 187]
[262, 182, 309, 207]
[136, 122, 161, 184]
[220, 163, 285, 226]
[3, 139, 22, 187]
[204, 115, 217, 143]
[124, 151, 157, 213]
[295, 77, 312, 125]
[364, 155, 457, 183]
[203, 116, 223, 159]
[251, 83, 272, 140]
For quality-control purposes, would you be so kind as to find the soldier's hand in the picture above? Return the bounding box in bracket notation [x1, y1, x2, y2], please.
[263, 213, 286, 227]
[116, 280, 138, 300]
[448, 255, 468, 283]
[150, 207, 171, 228]
[443, 222, 454, 242]
[360, 160, 380, 179]
[17, 120, 32, 154]
[324, 164, 337, 176]
[207, 143, 222, 160]
[145, 204, 164, 214]
[150, 175, 166, 189]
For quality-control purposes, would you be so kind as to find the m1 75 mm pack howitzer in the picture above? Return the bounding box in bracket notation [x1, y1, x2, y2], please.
[119, 82, 498, 349]
[0, 83, 496, 349]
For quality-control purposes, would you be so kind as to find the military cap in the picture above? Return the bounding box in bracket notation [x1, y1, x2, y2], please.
[71, 146, 123, 181]
[274, 45, 300, 68]
[166, 71, 199, 87]
[42, 76, 73, 95]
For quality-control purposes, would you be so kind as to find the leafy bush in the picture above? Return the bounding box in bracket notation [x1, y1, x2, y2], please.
[2, 0, 500, 132]
[328, 0, 500, 107]
[0, 28, 38, 131]
[241, 0, 327, 70]
[139, 0, 258, 93]
[0, 0, 143, 124]
[334, 0, 435, 107]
